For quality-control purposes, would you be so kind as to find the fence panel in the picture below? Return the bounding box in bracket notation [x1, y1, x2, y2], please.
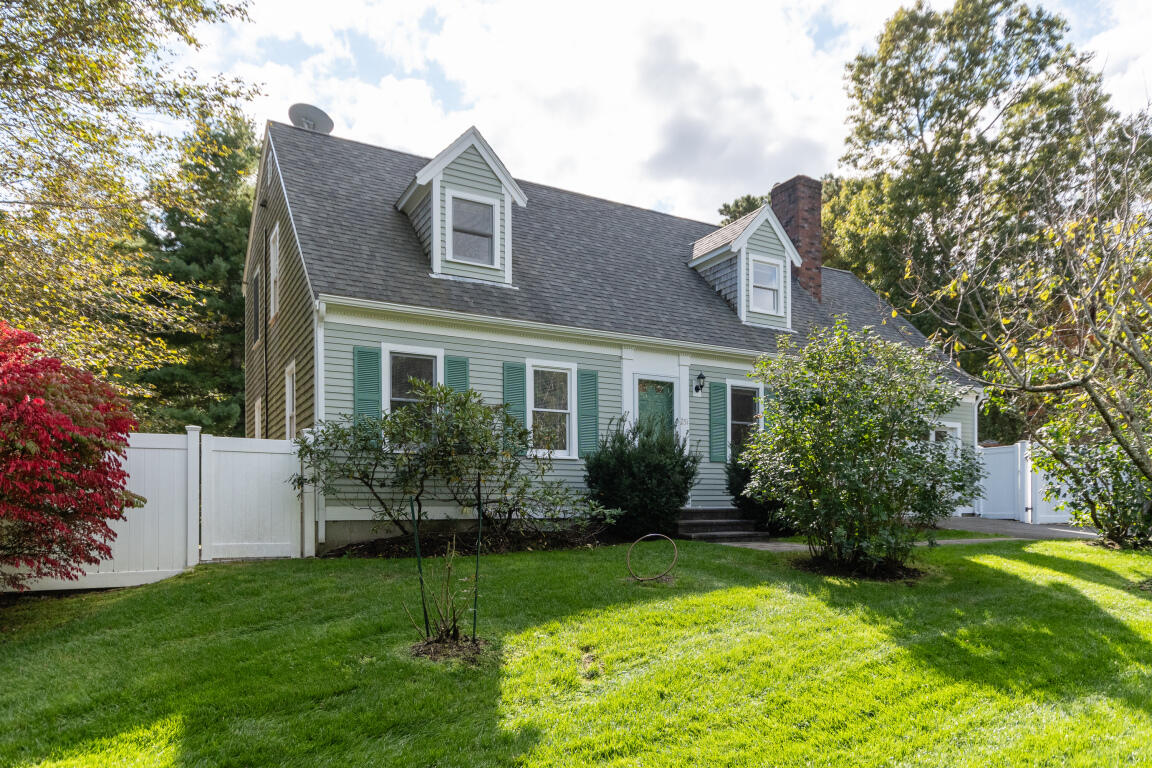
[978, 442, 1027, 519]
[22, 431, 195, 591]
[200, 435, 302, 560]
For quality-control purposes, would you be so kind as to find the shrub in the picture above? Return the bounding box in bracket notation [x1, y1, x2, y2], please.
[0, 324, 140, 590]
[293, 381, 608, 543]
[584, 418, 700, 538]
[742, 319, 983, 575]
[725, 449, 792, 535]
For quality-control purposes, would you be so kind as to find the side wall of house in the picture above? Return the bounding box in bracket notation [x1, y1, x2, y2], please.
[697, 256, 739, 312]
[439, 146, 508, 282]
[244, 141, 315, 439]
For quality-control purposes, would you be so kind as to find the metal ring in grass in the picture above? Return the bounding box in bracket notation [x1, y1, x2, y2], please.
[626, 533, 679, 581]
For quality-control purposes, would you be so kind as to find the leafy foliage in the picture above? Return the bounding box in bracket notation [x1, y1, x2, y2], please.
[0, 324, 140, 591]
[717, 194, 768, 225]
[132, 113, 259, 434]
[0, 0, 253, 375]
[293, 381, 608, 542]
[742, 320, 983, 574]
[584, 418, 701, 538]
[725, 450, 791, 535]
[1033, 400, 1152, 548]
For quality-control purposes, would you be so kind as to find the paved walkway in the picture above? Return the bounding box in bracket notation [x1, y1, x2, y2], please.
[724, 518, 1096, 552]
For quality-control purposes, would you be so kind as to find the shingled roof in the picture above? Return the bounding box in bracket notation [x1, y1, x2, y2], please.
[267, 121, 975, 384]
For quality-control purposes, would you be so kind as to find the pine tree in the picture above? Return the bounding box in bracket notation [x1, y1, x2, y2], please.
[133, 114, 259, 435]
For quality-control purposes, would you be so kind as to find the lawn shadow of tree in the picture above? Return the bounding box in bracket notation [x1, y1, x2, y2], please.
[808, 542, 1152, 719]
[0, 543, 770, 767]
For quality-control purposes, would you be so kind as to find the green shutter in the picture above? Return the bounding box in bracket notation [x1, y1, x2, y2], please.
[503, 361, 526, 426]
[353, 346, 382, 419]
[709, 381, 727, 463]
[445, 356, 470, 393]
[577, 369, 599, 457]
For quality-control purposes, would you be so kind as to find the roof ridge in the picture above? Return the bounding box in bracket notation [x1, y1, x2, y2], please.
[268, 120, 721, 231]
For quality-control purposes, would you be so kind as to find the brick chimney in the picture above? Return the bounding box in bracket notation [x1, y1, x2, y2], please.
[770, 175, 823, 302]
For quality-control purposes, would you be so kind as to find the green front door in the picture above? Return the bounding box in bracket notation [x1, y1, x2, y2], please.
[637, 379, 675, 432]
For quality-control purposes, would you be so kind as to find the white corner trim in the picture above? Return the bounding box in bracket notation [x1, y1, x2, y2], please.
[381, 343, 445, 413]
[414, 126, 528, 206]
[737, 247, 748, 323]
[730, 204, 803, 268]
[444, 187, 503, 271]
[431, 177, 442, 274]
[314, 301, 326, 424]
[525, 359, 578, 460]
[284, 359, 297, 438]
[503, 189, 512, 284]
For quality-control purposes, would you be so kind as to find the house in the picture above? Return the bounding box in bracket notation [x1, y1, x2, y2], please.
[243, 119, 980, 547]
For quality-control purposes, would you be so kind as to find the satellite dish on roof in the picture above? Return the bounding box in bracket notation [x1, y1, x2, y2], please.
[288, 103, 334, 134]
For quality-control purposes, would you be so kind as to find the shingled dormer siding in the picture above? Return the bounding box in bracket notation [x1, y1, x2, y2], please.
[439, 146, 508, 282]
[698, 256, 739, 312]
[410, 188, 432, 257]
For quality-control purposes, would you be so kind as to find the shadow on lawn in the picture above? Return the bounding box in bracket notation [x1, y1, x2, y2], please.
[811, 542, 1152, 718]
[0, 544, 757, 767]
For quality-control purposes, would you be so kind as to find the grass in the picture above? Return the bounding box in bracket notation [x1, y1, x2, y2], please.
[2, 540, 1151, 767]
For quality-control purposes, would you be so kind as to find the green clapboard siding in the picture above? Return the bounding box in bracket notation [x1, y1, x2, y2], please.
[503, 361, 526, 426]
[709, 381, 727, 463]
[445, 356, 470, 392]
[352, 346, 382, 419]
[577, 369, 599, 457]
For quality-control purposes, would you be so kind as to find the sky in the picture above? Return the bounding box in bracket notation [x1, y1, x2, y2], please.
[183, 0, 1151, 223]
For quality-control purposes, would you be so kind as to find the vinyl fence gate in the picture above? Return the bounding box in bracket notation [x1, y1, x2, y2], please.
[977, 440, 1067, 523]
[20, 427, 313, 591]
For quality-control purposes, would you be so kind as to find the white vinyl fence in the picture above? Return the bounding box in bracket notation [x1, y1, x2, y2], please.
[20, 427, 310, 592]
[977, 441, 1067, 523]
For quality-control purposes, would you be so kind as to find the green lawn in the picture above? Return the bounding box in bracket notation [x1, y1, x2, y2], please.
[773, 527, 1005, 544]
[2, 540, 1151, 767]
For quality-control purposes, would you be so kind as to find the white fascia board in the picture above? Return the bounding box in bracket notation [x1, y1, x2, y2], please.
[241, 127, 272, 285]
[688, 244, 736, 270]
[395, 177, 424, 211]
[317, 293, 767, 360]
[730, 205, 803, 268]
[413, 126, 528, 207]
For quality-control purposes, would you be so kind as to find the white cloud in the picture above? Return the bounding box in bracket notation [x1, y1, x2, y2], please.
[180, 0, 1148, 223]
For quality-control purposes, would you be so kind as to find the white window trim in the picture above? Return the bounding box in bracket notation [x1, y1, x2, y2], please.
[748, 252, 787, 318]
[250, 265, 262, 347]
[253, 396, 262, 439]
[269, 222, 281, 319]
[527, 359, 578, 460]
[284, 360, 296, 438]
[381, 343, 445, 414]
[726, 379, 765, 461]
[444, 188, 502, 270]
[932, 421, 963, 442]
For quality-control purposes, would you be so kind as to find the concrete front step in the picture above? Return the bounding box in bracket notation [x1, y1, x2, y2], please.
[680, 508, 750, 522]
[682, 530, 776, 542]
[678, 518, 757, 533]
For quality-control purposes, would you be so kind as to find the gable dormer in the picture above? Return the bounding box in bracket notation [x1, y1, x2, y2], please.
[690, 203, 803, 330]
[396, 127, 527, 285]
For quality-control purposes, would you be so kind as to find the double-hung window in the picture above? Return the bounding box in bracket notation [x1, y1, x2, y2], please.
[269, 223, 281, 318]
[389, 353, 437, 412]
[449, 193, 497, 266]
[729, 385, 760, 451]
[751, 256, 783, 315]
[528, 362, 575, 456]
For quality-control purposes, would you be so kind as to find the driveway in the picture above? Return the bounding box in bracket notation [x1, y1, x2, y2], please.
[937, 517, 1096, 540]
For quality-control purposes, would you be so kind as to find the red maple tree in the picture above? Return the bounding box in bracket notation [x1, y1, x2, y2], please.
[0, 324, 140, 590]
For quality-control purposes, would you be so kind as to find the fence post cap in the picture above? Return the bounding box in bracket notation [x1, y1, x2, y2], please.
[185, 425, 202, 435]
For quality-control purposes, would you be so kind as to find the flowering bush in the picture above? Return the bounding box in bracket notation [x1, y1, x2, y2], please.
[0, 324, 139, 590]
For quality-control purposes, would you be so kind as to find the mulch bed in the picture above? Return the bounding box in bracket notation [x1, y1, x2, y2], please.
[322, 529, 629, 559]
[793, 555, 925, 582]
[411, 637, 490, 664]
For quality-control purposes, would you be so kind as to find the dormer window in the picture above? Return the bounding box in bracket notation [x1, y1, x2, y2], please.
[751, 255, 784, 315]
[448, 192, 497, 266]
